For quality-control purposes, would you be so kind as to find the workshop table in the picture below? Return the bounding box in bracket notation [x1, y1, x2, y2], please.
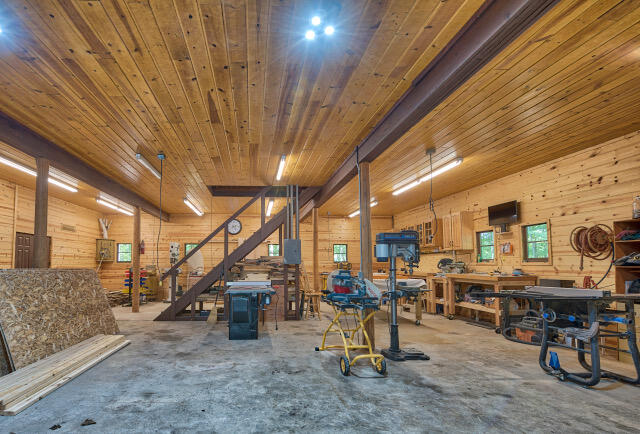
[445, 273, 538, 326]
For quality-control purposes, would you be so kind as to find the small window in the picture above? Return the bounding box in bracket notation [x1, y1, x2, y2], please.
[523, 223, 549, 261]
[333, 244, 347, 262]
[185, 243, 199, 255]
[268, 244, 280, 256]
[117, 243, 132, 263]
[476, 231, 495, 262]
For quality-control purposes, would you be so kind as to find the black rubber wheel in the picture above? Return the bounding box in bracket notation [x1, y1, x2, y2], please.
[447, 314, 455, 320]
[374, 358, 387, 375]
[415, 320, 421, 326]
[495, 327, 502, 334]
[315, 347, 319, 351]
[339, 356, 350, 376]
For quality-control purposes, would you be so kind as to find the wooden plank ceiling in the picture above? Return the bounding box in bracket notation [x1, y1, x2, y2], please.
[0, 0, 484, 215]
[323, 0, 640, 218]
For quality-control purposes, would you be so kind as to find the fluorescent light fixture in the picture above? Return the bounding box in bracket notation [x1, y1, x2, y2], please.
[97, 199, 134, 216]
[324, 26, 335, 35]
[392, 157, 463, 196]
[135, 153, 161, 179]
[48, 178, 78, 193]
[305, 30, 315, 40]
[311, 16, 321, 26]
[276, 154, 286, 181]
[184, 198, 203, 216]
[0, 155, 78, 192]
[266, 199, 274, 217]
[0, 155, 36, 176]
[97, 192, 134, 216]
[348, 198, 377, 218]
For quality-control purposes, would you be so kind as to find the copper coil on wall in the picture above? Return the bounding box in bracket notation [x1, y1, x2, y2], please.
[569, 224, 614, 270]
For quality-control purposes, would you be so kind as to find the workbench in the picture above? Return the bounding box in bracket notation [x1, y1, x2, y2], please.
[445, 273, 538, 326]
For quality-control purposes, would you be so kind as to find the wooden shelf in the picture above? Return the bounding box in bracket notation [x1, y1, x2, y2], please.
[615, 240, 640, 243]
[456, 301, 495, 313]
[616, 266, 640, 270]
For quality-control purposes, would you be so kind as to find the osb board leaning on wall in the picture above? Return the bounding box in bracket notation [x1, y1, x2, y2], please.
[0, 269, 118, 372]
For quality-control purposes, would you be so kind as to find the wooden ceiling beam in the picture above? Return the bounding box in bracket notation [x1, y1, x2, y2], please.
[302, 0, 559, 218]
[0, 111, 169, 221]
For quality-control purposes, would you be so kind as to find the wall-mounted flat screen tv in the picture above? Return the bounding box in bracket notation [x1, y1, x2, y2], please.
[488, 200, 519, 227]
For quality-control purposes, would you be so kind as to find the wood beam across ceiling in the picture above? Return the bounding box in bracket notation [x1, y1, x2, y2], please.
[301, 0, 559, 219]
[0, 111, 169, 221]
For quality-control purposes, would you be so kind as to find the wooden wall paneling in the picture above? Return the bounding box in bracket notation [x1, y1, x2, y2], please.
[0, 177, 102, 270]
[392, 131, 640, 288]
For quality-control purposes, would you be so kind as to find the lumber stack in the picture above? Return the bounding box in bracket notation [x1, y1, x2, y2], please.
[106, 290, 128, 306]
[0, 334, 129, 416]
[229, 256, 286, 280]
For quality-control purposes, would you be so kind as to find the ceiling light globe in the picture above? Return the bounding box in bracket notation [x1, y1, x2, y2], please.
[305, 30, 315, 40]
[324, 26, 335, 36]
[311, 16, 321, 26]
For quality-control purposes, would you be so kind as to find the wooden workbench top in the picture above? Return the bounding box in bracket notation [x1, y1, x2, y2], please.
[445, 273, 537, 282]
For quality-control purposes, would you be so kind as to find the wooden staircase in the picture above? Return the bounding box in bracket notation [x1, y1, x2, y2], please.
[155, 187, 317, 321]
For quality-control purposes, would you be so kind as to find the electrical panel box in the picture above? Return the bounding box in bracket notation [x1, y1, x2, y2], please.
[96, 239, 115, 262]
[169, 242, 180, 264]
[283, 239, 301, 265]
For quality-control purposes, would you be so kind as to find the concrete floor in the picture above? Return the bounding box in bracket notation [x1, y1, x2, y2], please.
[1, 306, 639, 433]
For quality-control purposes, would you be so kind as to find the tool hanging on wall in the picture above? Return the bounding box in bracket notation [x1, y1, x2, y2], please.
[569, 224, 613, 270]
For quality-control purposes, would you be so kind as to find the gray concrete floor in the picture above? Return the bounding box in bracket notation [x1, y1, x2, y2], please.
[1, 308, 639, 433]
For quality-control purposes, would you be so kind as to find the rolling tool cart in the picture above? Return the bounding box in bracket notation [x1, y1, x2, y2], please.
[315, 270, 386, 376]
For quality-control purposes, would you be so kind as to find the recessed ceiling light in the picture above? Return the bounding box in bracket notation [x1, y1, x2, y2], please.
[324, 26, 335, 36]
[305, 30, 315, 40]
[266, 199, 274, 217]
[311, 16, 321, 26]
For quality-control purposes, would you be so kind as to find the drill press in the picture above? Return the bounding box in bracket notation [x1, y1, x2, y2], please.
[375, 231, 430, 361]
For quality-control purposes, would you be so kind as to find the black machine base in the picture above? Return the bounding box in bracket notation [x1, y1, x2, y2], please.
[381, 347, 430, 361]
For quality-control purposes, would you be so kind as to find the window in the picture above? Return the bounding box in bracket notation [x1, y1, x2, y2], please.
[117, 243, 132, 263]
[476, 231, 495, 262]
[185, 243, 199, 255]
[333, 244, 347, 262]
[268, 244, 280, 256]
[523, 223, 549, 261]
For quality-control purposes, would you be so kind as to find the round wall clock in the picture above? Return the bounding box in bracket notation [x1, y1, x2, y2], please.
[227, 219, 242, 235]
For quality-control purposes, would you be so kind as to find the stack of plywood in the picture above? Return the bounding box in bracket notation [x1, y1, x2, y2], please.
[0, 269, 119, 374]
[0, 334, 129, 415]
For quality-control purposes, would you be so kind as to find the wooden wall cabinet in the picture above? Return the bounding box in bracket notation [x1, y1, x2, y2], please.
[442, 212, 473, 251]
[421, 218, 443, 249]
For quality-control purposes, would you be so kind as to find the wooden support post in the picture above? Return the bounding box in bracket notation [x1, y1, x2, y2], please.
[10, 185, 18, 268]
[33, 158, 49, 268]
[278, 224, 283, 249]
[312, 208, 319, 292]
[358, 161, 375, 348]
[132, 206, 141, 313]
